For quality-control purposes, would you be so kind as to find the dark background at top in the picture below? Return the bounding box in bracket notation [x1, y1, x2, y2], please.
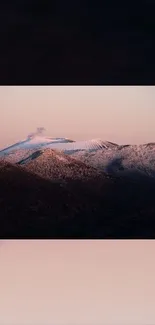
[0, 0, 155, 84]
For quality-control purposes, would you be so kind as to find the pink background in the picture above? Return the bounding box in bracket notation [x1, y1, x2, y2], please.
[0, 240, 155, 325]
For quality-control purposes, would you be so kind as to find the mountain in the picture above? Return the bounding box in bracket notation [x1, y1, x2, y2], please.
[71, 143, 155, 181]
[1, 159, 155, 238]
[1, 135, 155, 182]
[0, 135, 118, 155]
[17, 148, 105, 182]
[1, 135, 155, 238]
[0, 136, 75, 154]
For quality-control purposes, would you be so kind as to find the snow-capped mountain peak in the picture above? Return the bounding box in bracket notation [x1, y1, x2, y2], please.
[0, 136, 114, 155]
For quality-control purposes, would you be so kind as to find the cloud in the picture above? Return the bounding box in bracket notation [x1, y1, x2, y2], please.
[27, 127, 46, 139]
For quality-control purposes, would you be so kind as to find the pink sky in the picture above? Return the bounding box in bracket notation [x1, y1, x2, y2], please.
[0, 240, 155, 325]
[0, 86, 155, 149]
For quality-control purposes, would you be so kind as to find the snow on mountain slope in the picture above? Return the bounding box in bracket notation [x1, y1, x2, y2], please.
[1, 134, 155, 182]
[71, 143, 155, 181]
[0, 136, 115, 161]
[0, 148, 39, 164]
[45, 139, 115, 152]
[18, 148, 104, 182]
[0, 136, 74, 154]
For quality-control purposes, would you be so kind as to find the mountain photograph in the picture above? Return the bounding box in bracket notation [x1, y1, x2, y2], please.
[1, 86, 155, 238]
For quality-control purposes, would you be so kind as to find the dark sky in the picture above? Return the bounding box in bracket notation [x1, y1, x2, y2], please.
[0, 1, 154, 84]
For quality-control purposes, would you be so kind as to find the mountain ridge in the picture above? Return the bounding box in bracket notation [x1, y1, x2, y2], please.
[0, 135, 118, 154]
[1, 135, 155, 182]
[1, 159, 155, 238]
